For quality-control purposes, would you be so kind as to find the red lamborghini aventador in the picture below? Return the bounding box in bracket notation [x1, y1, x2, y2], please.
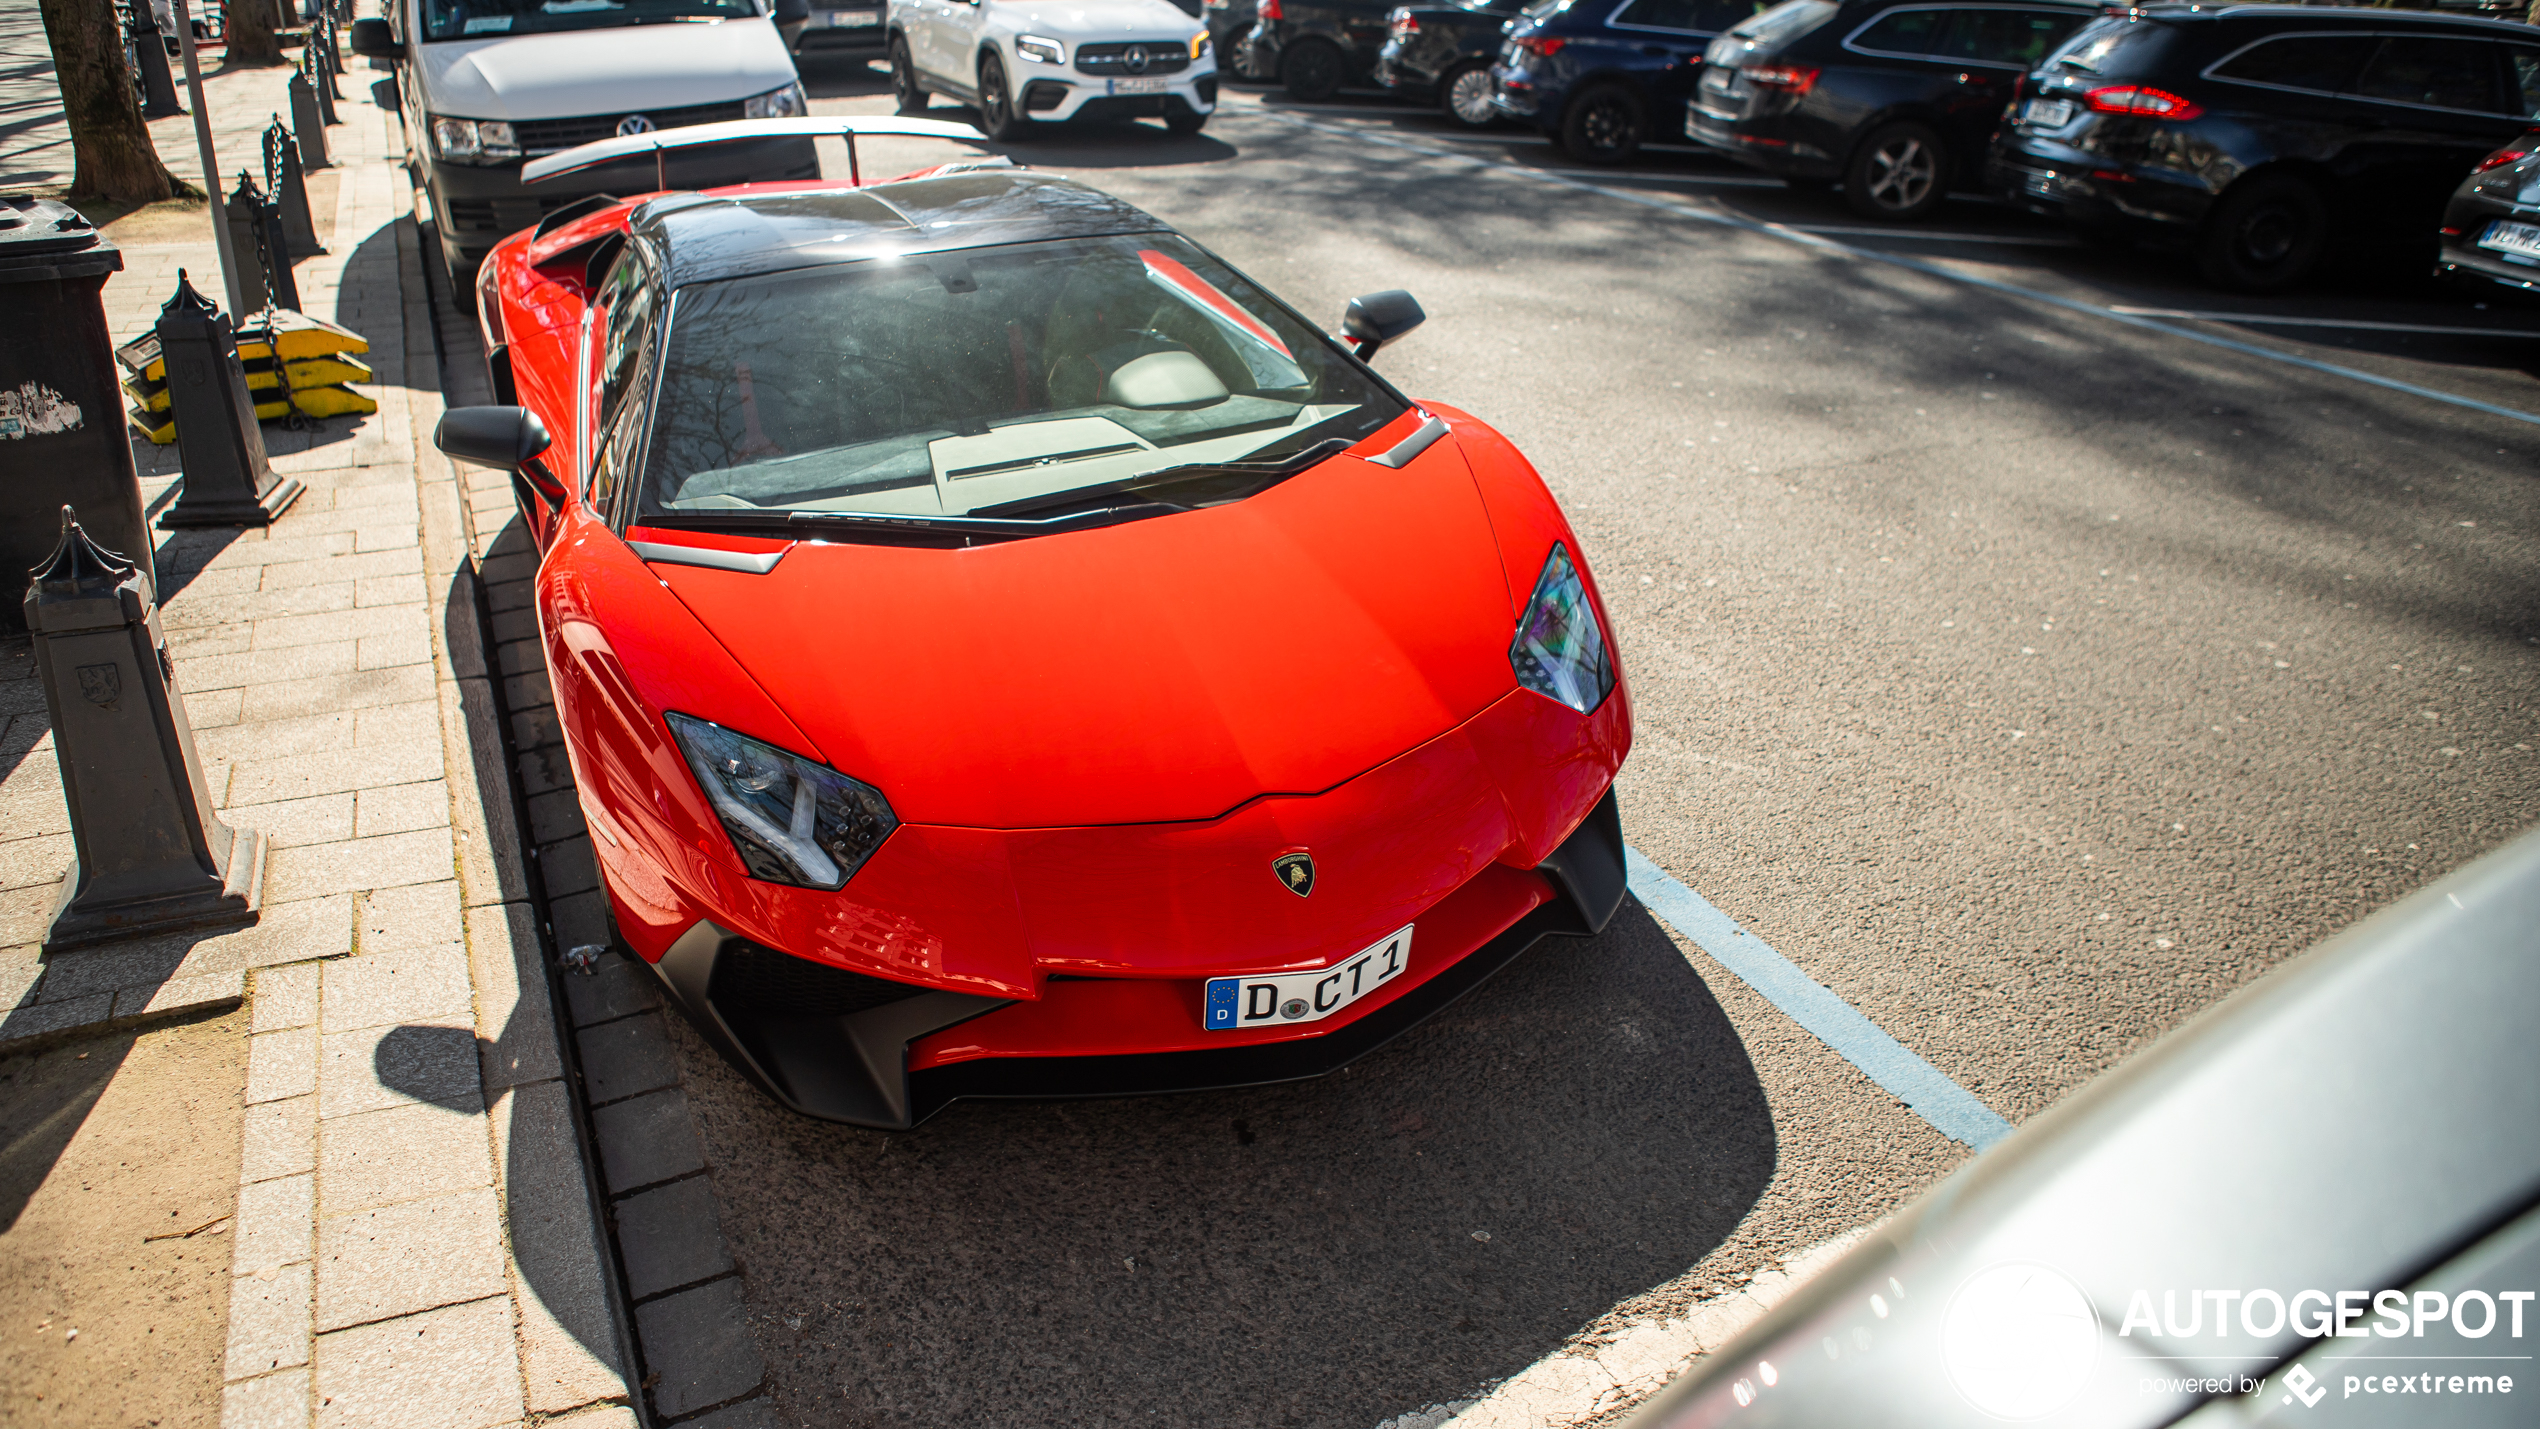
[437, 118, 1632, 1129]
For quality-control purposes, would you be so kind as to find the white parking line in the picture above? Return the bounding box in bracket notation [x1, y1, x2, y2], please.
[1253, 109, 2540, 429]
[1775, 223, 2078, 246]
[2109, 307, 2540, 340]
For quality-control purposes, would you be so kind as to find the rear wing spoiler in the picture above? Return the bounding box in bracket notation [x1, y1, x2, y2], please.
[520, 116, 997, 191]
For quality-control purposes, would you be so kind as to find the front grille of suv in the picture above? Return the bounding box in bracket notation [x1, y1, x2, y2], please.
[512, 99, 748, 156]
[1075, 42, 1192, 76]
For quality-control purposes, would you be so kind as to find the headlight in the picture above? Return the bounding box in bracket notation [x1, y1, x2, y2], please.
[429, 115, 520, 164]
[742, 81, 807, 118]
[666, 713, 897, 889]
[1015, 34, 1064, 64]
[1509, 543, 1614, 714]
[1189, 30, 1211, 58]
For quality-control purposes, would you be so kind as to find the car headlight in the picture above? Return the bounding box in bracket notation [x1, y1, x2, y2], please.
[666, 713, 897, 889]
[1015, 34, 1064, 64]
[1189, 30, 1210, 58]
[429, 115, 520, 164]
[1509, 543, 1614, 714]
[743, 81, 808, 118]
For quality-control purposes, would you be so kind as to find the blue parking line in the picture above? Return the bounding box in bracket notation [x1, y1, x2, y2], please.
[1624, 846, 2016, 1152]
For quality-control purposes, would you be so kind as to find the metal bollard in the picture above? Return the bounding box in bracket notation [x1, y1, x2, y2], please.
[287, 67, 331, 170]
[155, 273, 304, 529]
[266, 117, 322, 258]
[308, 43, 339, 126]
[226, 170, 300, 312]
[25, 507, 266, 951]
[131, 5, 183, 118]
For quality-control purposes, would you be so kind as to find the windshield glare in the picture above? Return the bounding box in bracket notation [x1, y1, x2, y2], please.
[638, 235, 1407, 525]
[420, 0, 758, 42]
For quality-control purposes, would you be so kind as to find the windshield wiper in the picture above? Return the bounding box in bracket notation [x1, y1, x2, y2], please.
[636, 500, 1186, 547]
[969, 438, 1352, 521]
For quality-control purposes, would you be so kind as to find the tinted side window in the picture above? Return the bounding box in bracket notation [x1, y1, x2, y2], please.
[1614, 0, 1699, 30]
[1850, 6, 1944, 55]
[2510, 47, 2540, 118]
[2350, 35, 2504, 113]
[2209, 34, 2377, 94]
[588, 254, 659, 516]
[1687, 0, 1767, 31]
[1935, 7, 2083, 67]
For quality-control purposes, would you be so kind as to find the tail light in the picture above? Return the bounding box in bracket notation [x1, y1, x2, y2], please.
[2083, 84, 2202, 119]
[1259, 0, 1281, 19]
[1742, 63, 1819, 93]
[1512, 34, 1564, 57]
[2010, 73, 2025, 103]
[2474, 138, 2535, 173]
[1389, 9, 1417, 36]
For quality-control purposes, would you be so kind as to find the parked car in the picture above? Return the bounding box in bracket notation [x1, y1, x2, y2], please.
[1690, 0, 2097, 220]
[1204, 0, 1263, 74]
[888, 0, 1218, 138]
[1492, 0, 1761, 164]
[790, 0, 888, 60]
[1624, 823, 2540, 1429]
[1989, 4, 2540, 292]
[2437, 132, 2540, 304]
[1245, 0, 1404, 101]
[347, 0, 814, 289]
[454, 116, 1633, 1132]
[1376, 0, 1536, 127]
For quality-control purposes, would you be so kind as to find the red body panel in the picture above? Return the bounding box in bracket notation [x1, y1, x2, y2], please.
[482, 181, 1634, 1078]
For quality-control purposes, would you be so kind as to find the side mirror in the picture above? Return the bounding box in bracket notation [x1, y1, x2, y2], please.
[770, 0, 812, 22]
[1342, 290, 1424, 359]
[347, 17, 404, 58]
[436, 406, 552, 469]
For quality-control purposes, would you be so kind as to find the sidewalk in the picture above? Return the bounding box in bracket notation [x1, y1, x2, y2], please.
[2, 23, 637, 1429]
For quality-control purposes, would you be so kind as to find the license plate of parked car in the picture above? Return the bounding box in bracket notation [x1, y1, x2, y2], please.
[2020, 98, 2075, 128]
[1204, 925, 1413, 1031]
[825, 9, 878, 23]
[2479, 220, 2540, 262]
[1109, 77, 1169, 95]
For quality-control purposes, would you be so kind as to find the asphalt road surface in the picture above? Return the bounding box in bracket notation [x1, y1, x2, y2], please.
[612, 63, 2539, 1428]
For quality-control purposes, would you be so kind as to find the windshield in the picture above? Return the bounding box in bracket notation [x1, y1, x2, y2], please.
[1725, 0, 1834, 44]
[2046, 16, 2174, 76]
[636, 234, 1408, 527]
[420, 0, 759, 42]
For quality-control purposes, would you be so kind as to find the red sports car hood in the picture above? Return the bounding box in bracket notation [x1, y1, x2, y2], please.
[649, 433, 1521, 829]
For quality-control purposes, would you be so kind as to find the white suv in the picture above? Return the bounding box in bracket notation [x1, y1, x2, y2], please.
[888, 0, 1217, 139]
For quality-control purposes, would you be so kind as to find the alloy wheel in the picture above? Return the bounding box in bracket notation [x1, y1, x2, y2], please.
[1444, 66, 1495, 127]
[1865, 136, 1935, 213]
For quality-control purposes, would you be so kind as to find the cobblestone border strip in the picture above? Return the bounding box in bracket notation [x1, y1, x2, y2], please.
[405, 158, 775, 1429]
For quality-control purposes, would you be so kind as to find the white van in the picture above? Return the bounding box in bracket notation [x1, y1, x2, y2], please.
[350, 0, 817, 287]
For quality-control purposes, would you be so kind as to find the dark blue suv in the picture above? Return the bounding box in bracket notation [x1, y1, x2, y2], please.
[1492, 0, 1769, 162]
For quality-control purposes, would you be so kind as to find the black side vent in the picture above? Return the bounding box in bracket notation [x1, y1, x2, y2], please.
[710, 939, 930, 1020]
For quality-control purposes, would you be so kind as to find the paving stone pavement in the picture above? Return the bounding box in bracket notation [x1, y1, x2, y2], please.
[3, 24, 639, 1429]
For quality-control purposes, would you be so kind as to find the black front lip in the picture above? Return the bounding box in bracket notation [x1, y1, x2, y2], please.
[644, 785, 1629, 1131]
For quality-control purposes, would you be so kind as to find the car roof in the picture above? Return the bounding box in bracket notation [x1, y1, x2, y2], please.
[2129, 1, 2537, 34]
[628, 170, 1173, 288]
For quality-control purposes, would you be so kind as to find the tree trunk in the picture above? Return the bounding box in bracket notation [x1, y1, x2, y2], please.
[226, 0, 284, 63]
[35, 0, 194, 203]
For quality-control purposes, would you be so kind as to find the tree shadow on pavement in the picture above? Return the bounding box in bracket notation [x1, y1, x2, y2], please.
[677, 901, 1778, 1429]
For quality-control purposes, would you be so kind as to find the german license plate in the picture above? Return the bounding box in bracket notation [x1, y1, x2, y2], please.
[1203, 925, 1412, 1031]
[1110, 76, 1170, 95]
[2020, 97, 2075, 128]
[2479, 219, 2540, 261]
[825, 9, 878, 24]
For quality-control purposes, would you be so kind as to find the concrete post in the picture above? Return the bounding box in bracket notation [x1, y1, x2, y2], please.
[155, 272, 305, 529]
[267, 117, 322, 258]
[25, 507, 266, 951]
[288, 67, 332, 170]
[131, 5, 184, 119]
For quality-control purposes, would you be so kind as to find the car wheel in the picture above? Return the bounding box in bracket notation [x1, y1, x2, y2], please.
[1166, 107, 1208, 135]
[891, 36, 928, 114]
[1282, 38, 1346, 102]
[2196, 173, 2328, 293]
[1560, 83, 1643, 166]
[1843, 120, 1947, 221]
[1440, 61, 1495, 129]
[977, 51, 1032, 142]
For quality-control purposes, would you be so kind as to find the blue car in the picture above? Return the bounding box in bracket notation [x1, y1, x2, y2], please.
[1492, 0, 1766, 163]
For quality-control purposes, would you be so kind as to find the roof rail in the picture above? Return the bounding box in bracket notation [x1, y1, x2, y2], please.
[520, 116, 997, 193]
